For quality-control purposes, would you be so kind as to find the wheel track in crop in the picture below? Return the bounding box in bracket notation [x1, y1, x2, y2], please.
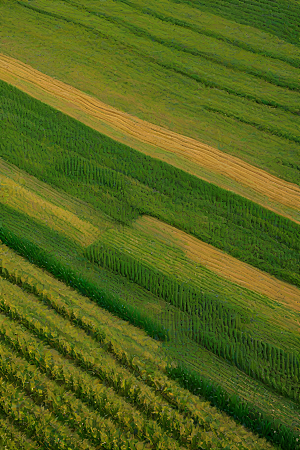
[0, 54, 299, 224]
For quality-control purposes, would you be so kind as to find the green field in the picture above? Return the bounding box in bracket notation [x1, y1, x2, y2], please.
[0, 0, 300, 448]
[0, 241, 299, 450]
[1, 80, 299, 288]
[0, 0, 300, 186]
[0, 78, 300, 448]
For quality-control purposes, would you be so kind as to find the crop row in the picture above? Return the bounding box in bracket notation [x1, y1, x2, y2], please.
[0, 376, 95, 450]
[0, 342, 160, 450]
[0, 333, 186, 450]
[0, 240, 167, 372]
[0, 249, 249, 432]
[1, 80, 300, 286]
[0, 280, 236, 449]
[0, 288, 295, 450]
[0, 223, 168, 341]
[0, 240, 297, 449]
[0, 409, 40, 450]
[85, 240, 300, 403]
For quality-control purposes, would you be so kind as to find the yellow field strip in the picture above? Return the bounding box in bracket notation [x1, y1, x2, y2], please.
[133, 216, 300, 314]
[0, 158, 114, 246]
[0, 53, 299, 224]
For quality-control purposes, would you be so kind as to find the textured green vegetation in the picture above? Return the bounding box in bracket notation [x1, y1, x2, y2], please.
[0, 217, 168, 341]
[86, 240, 300, 404]
[1, 80, 299, 288]
[0, 173, 299, 448]
[168, 0, 300, 47]
[0, 276, 280, 450]
[1, 0, 300, 185]
[0, 248, 298, 449]
[1, 1, 300, 447]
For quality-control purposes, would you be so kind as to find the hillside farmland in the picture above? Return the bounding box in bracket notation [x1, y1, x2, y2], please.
[0, 0, 300, 448]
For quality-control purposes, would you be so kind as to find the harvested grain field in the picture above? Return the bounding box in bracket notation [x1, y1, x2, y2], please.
[133, 216, 300, 314]
[0, 53, 299, 224]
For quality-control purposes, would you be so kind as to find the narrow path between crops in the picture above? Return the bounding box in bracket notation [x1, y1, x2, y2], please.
[0, 53, 299, 224]
[133, 216, 300, 314]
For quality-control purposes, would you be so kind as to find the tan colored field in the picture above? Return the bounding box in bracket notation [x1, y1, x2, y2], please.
[0, 53, 299, 225]
[132, 216, 300, 314]
[0, 158, 113, 246]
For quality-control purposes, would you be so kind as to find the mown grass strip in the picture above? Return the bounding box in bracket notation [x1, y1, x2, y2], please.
[1, 80, 299, 287]
[57, 0, 300, 103]
[168, 0, 300, 47]
[16, 0, 300, 116]
[112, 0, 300, 69]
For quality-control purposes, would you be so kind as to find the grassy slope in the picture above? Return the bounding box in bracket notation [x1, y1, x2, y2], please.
[0, 0, 299, 187]
[0, 161, 299, 440]
[168, 0, 300, 47]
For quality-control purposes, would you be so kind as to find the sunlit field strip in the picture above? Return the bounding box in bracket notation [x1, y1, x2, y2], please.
[0, 277, 233, 449]
[132, 216, 300, 313]
[0, 334, 184, 450]
[0, 342, 156, 450]
[0, 157, 117, 232]
[107, 0, 300, 67]
[17, 0, 300, 128]
[0, 279, 278, 449]
[0, 241, 165, 368]
[95, 223, 300, 352]
[43, 0, 300, 101]
[166, 0, 300, 47]
[0, 378, 95, 450]
[1, 8, 300, 190]
[0, 171, 103, 247]
[1, 78, 300, 290]
[1, 55, 300, 213]
[1, 240, 298, 446]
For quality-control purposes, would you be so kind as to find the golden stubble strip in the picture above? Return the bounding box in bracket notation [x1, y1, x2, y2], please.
[0, 171, 101, 247]
[0, 53, 299, 222]
[133, 216, 300, 314]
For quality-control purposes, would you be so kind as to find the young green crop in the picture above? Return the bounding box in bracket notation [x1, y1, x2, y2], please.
[1, 79, 299, 287]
